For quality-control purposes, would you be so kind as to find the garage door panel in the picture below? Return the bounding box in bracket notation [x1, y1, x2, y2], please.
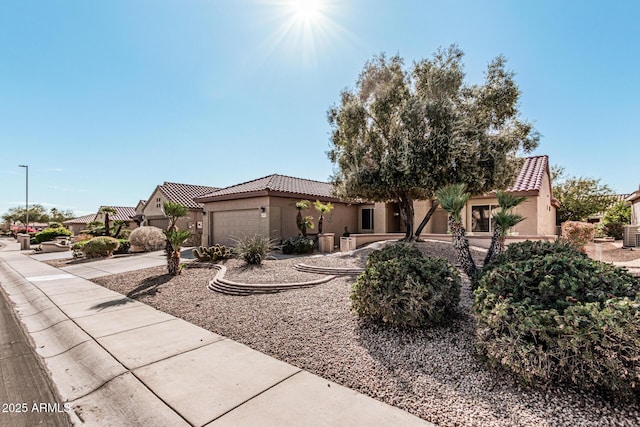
[213, 211, 261, 245]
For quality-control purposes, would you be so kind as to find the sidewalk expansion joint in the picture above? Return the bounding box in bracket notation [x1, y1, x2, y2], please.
[205, 369, 304, 424]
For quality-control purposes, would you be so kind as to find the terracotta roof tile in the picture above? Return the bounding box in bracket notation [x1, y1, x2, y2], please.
[63, 213, 98, 225]
[507, 155, 549, 192]
[158, 182, 220, 208]
[197, 174, 335, 200]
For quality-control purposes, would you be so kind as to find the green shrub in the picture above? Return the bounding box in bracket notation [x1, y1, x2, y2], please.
[233, 235, 274, 265]
[192, 244, 233, 262]
[605, 222, 625, 240]
[82, 236, 120, 259]
[474, 240, 640, 398]
[114, 239, 130, 254]
[352, 253, 461, 328]
[34, 227, 73, 243]
[365, 243, 423, 268]
[281, 236, 315, 254]
[129, 226, 166, 251]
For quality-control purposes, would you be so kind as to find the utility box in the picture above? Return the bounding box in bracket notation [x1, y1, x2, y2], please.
[340, 236, 356, 252]
[318, 233, 334, 253]
[17, 233, 31, 250]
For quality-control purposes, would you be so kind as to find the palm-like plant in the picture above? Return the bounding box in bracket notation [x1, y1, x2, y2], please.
[313, 200, 334, 234]
[484, 191, 526, 266]
[164, 229, 190, 275]
[295, 200, 313, 237]
[435, 183, 477, 277]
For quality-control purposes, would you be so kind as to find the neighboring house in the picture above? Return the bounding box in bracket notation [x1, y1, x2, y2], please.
[63, 214, 99, 235]
[587, 193, 631, 224]
[196, 155, 558, 249]
[131, 200, 147, 226]
[194, 174, 363, 247]
[140, 182, 219, 246]
[624, 188, 640, 247]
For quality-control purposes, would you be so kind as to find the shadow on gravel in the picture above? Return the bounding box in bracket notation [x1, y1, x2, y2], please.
[126, 274, 174, 299]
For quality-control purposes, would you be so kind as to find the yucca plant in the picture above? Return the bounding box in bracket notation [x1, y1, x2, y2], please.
[484, 191, 526, 266]
[164, 229, 190, 275]
[435, 183, 476, 277]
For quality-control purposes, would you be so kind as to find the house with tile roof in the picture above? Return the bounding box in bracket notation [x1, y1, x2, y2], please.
[63, 213, 99, 235]
[195, 156, 558, 248]
[140, 182, 220, 246]
[195, 174, 362, 247]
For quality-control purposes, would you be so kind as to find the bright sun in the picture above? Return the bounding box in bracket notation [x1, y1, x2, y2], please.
[291, 0, 323, 22]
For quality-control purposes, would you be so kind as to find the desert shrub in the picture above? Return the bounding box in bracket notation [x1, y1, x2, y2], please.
[561, 221, 595, 251]
[233, 235, 274, 265]
[34, 226, 73, 243]
[192, 244, 233, 262]
[365, 242, 423, 268]
[82, 236, 120, 259]
[281, 236, 315, 254]
[594, 222, 607, 238]
[605, 222, 625, 240]
[129, 226, 166, 251]
[48, 222, 63, 229]
[352, 253, 461, 328]
[114, 239, 130, 254]
[474, 240, 640, 398]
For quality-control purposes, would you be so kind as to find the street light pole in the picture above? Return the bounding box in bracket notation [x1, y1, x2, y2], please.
[18, 164, 28, 232]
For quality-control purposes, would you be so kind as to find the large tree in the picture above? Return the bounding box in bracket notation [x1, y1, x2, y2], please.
[2, 204, 51, 225]
[327, 46, 539, 240]
[552, 166, 613, 224]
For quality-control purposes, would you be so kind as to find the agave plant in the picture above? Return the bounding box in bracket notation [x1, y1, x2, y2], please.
[435, 183, 476, 277]
[164, 229, 191, 275]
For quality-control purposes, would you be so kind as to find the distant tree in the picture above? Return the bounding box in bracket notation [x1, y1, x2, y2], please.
[603, 200, 631, 224]
[49, 208, 75, 223]
[328, 46, 538, 240]
[2, 205, 50, 225]
[552, 166, 613, 224]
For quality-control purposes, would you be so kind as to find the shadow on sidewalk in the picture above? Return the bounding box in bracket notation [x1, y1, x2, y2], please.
[125, 274, 174, 299]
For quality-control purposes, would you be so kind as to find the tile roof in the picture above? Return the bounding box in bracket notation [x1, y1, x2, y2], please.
[63, 213, 98, 225]
[158, 182, 220, 209]
[197, 174, 336, 201]
[508, 155, 549, 192]
[97, 206, 138, 222]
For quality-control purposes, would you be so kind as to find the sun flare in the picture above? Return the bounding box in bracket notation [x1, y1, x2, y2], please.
[291, 0, 323, 22]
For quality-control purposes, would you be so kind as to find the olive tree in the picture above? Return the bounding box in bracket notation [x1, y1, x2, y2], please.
[328, 45, 539, 240]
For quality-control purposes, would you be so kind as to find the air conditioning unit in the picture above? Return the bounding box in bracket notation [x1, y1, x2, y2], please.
[623, 225, 640, 247]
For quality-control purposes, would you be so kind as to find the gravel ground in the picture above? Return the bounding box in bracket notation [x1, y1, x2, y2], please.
[584, 241, 640, 263]
[91, 241, 640, 427]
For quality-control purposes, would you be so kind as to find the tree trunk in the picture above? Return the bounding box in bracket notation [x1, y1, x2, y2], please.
[168, 250, 181, 275]
[104, 214, 111, 237]
[449, 217, 477, 277]
[318, 215, 324, 234]
[398, 194, 415, 241]
[484, 226, 506, 267]
[414, 200, 440, 240]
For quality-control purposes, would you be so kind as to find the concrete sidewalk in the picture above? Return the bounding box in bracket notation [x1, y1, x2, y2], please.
[0, 239, 431, 426]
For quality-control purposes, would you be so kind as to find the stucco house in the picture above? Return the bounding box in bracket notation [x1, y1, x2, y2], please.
[63, 213, 98, 235]
[195, 174, 364, 247]
[139, 182, 219, 246]
[623, 188, 640, 247]
[63, 206, 137, 235]
[195, 155, 557, 249]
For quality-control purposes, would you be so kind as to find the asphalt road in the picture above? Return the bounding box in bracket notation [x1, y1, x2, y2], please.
[0, 277, 71, 427]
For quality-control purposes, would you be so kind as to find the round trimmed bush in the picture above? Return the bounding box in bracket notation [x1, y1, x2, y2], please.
[474, 240, 640, 398]
[365, 243, 423, 268]
[34, 226, 73, 243]
[352, 245, 461, 327]
[82, 236, 120, 259]
[128, 226, 166, 252]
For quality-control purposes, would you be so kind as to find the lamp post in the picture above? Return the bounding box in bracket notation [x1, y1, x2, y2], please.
[18, 164, 28, 233]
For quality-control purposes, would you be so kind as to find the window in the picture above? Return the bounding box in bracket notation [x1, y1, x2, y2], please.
[361, 207, 374, 231]
[471, 205, 498, 233]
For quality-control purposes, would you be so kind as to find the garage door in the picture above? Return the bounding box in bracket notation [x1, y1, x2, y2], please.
[212, 210, 261, 245]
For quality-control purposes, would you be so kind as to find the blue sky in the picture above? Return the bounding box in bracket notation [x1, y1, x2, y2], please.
[1, 0, 638, 218]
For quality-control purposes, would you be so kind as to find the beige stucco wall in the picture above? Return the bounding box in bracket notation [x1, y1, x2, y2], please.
[201, 196, 359, 248]
[631, 199, 640, 225]
[536, 171, 557, 235]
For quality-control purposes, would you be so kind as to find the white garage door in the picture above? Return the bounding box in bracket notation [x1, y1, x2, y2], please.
[212, 210, 261, 245]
